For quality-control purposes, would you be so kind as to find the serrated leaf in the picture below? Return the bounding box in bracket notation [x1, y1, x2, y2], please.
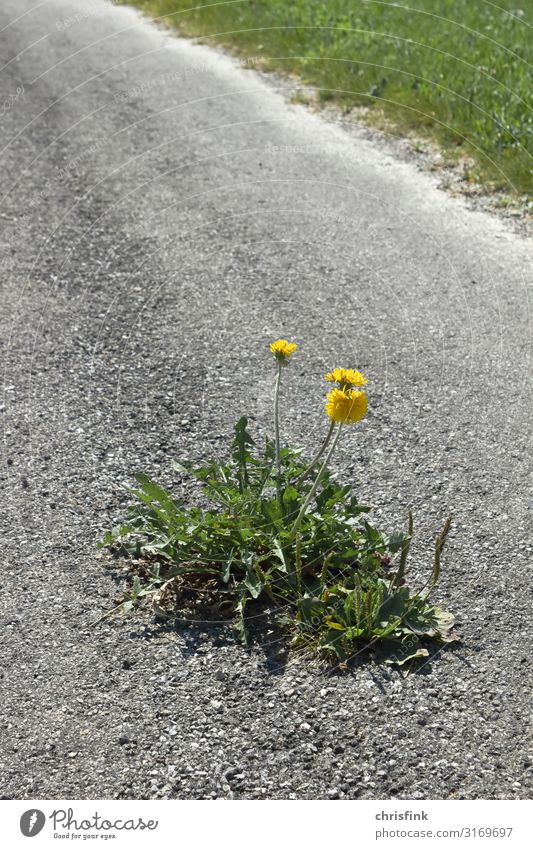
[134, 473, 177, 514]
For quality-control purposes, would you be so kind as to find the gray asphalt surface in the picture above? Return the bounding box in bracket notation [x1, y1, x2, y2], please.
[0, 0, 532, 800]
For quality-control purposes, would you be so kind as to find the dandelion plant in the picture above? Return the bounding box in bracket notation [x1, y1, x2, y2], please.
[101, 339, 458, 666]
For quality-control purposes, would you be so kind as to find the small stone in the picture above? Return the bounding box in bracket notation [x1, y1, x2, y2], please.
[224, 766, 241, 779]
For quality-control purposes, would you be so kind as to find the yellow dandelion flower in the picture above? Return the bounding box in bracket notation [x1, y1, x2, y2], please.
[270, 339, 298, 363]
[325, 387, 368, 424]
[325, 367, 368, 388]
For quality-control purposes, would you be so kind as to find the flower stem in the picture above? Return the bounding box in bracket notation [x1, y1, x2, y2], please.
[274, 362, 282, 502]
[295, 419, 335, 486]
[289, 423, 343, 539]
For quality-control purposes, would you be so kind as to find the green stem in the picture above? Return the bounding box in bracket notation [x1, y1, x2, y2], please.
[274, 362, 282, 502]
[295, 419, 335, 486]
[289, 423, 343, 540]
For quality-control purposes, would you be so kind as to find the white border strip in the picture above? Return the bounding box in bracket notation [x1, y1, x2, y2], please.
[2, 799, 531, 847]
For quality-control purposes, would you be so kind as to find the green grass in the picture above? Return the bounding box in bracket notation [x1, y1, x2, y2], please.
[123, 0, 533, 197]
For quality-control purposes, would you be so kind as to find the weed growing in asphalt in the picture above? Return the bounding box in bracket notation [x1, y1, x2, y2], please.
[102, 340, 458, 666]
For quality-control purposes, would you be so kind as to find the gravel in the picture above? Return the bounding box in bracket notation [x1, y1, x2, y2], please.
[0, 0, 531, 800]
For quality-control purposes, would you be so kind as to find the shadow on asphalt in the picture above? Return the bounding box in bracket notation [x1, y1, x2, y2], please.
[102, 559, 459, 679]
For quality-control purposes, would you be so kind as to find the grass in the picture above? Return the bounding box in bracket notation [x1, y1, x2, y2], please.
[121, 0, 533, 198]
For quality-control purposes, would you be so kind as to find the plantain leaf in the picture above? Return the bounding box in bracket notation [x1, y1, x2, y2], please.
[373, 636, 430, 666]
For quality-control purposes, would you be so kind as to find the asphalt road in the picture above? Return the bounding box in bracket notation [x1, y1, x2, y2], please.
[0, 0, 531, 800]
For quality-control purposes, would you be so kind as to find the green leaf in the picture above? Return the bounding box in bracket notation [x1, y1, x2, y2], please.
[282, 484, 300, 519]
[221, 549, 234, 584]
[323, 618, 345, 631]
[232, 417, 255, 491]
[345, 626, 365, 640]
[98, 530, 117, 547]
[403, 602, 439, 636]
[234, 593, 248, 645]
[260, 498, 283, 529]
[102, 427, 458, 669]
[316, 482, 351, 510]
[171, 459, 194, 474]
[297, 595, 325, 626]
[243, 554, 263, 599]
[378, 585, 410, 622]
[433, 606, 459, 643]
[319, 629, 347, 659]
[372, 618, 402, 638]
[271, 539, 289, 573]
[374, 636, 430, 666]
[134, 473, 177, 514]
[387, 532, 406, 553]
[363, 520, 386, 550]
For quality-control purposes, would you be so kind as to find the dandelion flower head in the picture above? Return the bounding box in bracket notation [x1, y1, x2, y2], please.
[325, 367, 368, 389]
[325, 387, 368, 424]
[270, 339, 298, 363]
